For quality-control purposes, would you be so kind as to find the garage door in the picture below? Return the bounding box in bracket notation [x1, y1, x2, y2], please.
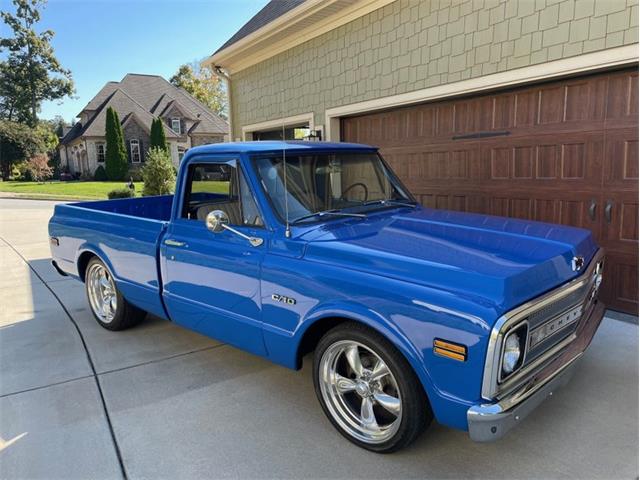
[342, 68, 638, 314]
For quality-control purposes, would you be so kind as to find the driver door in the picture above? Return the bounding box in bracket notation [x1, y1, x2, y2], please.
[160, 158, 268, 355]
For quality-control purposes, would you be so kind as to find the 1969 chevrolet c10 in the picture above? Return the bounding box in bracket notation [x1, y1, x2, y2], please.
[49, 141, 605, 452]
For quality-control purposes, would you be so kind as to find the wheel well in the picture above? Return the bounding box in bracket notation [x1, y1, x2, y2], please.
[296, 316, 348, 368]
[77, 251, 97, 282]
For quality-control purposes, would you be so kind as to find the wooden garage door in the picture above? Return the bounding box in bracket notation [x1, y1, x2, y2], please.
[342, 68, 639, 314]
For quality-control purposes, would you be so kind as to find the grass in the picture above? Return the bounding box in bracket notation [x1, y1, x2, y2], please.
[0, 181, 145, 200]
[0, 180, 231, 200]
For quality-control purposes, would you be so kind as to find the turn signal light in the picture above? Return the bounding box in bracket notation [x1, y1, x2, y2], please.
[433, 339, 467, 362]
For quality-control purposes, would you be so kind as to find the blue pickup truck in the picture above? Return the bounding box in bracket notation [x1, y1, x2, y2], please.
[49, 141, 605, 452]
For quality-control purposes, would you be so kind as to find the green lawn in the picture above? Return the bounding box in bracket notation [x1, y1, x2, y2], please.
[0, 181, 145, 200]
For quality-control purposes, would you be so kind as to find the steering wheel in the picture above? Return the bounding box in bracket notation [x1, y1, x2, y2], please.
[340, 182, 369, 202]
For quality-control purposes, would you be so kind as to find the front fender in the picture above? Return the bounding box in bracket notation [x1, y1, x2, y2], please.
[264, 297, 484, 431]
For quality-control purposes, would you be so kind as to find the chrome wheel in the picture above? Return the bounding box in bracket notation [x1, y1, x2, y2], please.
[86, 263, 117, 323]
[318, 340, 402, 444]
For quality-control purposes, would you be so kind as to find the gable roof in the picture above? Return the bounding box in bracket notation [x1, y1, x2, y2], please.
[64, 73, 228, 145]
[213, 0, 306, 55]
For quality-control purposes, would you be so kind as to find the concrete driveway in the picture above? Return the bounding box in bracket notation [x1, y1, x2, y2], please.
[0, 198, 637, 479]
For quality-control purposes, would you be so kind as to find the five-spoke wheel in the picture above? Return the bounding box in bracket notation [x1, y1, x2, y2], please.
[314, 322, 432, 452]
[318, 340, 402, 444]
[86, 262, 117, 324]
[84, 257, 146, 331]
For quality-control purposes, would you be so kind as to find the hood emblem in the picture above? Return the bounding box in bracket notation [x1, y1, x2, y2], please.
[572, 256, 585, 272]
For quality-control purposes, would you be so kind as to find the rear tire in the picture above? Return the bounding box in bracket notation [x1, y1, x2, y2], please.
[313, 322, 432, 453]
[85, 257, 146, 331]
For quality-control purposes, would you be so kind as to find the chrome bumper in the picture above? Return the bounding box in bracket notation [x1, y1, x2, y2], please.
[467, 299, 605, 442]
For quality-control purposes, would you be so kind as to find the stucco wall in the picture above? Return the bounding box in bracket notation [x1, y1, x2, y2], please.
[230, 0, 638, 139]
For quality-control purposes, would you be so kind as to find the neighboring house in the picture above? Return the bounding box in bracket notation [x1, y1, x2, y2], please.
[205, 0, 639, 315]
[59, 73, 228, 176]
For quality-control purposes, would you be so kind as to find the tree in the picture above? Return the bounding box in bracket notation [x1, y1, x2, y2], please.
[104, 107, 128, 180]
[0, 119, 44, 179]
[170, 62, 226, 118]
[149, 117, 168, 152]
[0, 0, 74, 126]
[141, 147, 176, 196]
[25, 152, 52, 182]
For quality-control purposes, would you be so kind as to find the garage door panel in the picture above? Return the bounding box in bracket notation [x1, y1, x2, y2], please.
[343, 68, 638, 314]
[606, 70, 638, 120]
[601, 252, 639, 314]
[604, 127, 639, 187]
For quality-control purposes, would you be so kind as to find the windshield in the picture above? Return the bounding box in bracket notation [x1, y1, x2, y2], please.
[252, 152, 414, 224]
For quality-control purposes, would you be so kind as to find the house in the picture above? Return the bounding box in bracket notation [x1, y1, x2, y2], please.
[204, 0, 639, 315]
[59, 73, 229, 176]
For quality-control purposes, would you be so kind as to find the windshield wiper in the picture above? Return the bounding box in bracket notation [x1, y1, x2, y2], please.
[290, 209, 367, 225]
[359, 199, 418, 209]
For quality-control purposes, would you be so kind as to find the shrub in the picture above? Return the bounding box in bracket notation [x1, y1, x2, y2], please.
[108, 187, 135, 199]
[26, 154, 54, 183]
[94, 165, 107, 181]
[142, 147, 176, 196]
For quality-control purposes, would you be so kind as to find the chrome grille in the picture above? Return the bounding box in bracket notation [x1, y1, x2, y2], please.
[481, 249, 605, 401]
[527, 280, 592, 329]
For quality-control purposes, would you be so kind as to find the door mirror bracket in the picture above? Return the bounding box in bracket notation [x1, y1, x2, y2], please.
[206, 210, 264, 247]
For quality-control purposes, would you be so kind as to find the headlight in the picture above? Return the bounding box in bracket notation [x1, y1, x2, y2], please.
[502, 333, 521, 375]
[501, 324, 528, 378]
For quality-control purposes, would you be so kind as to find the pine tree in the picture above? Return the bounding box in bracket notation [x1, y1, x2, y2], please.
[142, 147, 175, 196]
[149, 118, 168, 152]
[104, 107, 128, 180]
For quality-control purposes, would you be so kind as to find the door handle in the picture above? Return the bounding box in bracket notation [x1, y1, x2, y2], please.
[164, 239, 186, 247]
[604, 200, 614, 224]
[588, 199, 597, 221]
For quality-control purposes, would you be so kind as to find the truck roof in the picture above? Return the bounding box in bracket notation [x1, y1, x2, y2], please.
[186, 141, 378, 156]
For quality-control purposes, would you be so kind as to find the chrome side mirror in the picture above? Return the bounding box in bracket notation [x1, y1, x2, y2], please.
[206, 210, 229, 233]
[205, 209, 263, 247]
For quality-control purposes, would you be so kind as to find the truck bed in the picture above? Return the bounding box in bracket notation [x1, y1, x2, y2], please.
[48, 195, 173, 319]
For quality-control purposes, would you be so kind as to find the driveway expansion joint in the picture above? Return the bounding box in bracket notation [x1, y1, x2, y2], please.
[1, 235, 129, 480]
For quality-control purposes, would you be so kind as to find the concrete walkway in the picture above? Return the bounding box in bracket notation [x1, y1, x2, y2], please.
[0, 199, 637, 479]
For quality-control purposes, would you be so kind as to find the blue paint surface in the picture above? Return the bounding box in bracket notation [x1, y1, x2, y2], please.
[49, 141, 599, 431]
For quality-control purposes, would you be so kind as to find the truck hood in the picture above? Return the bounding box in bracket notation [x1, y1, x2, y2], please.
[300, 207, 598, 313]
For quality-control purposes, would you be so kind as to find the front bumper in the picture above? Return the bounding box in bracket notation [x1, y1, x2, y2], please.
[467, 299, 605, 442]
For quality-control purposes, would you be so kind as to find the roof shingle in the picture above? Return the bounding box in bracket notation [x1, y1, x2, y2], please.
[213, 0, 307, 55]
[63, 73, 228, 145]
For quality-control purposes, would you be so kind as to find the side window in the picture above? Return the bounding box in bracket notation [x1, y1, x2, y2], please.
[182, 162, 263, 228]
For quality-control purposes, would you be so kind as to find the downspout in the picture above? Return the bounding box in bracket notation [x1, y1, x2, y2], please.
[213, 66, 233, 142]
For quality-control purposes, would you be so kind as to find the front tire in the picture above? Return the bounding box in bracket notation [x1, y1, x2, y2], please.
[313, 322, 432, 453]
[85, 257, 146, 331]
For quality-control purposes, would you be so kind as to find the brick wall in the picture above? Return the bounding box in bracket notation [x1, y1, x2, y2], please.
[191, 135, 225, 147]
[230, 0, 638, 139]
[123, 120, 150, 164]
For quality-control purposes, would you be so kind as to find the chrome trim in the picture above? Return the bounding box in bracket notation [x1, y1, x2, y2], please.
[497, 320, 529, 383]
[471, 349, 583, 417]
[481, 249, 605, 400]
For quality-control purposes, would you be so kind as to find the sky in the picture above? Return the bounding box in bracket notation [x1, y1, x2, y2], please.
[0, 0, 270, 122]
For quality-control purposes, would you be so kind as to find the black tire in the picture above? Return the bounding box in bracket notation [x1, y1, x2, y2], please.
[84, 257, 146, 331]
[313, 322, 432, 453]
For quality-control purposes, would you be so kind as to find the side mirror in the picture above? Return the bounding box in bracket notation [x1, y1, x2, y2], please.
[206, 210, 229, 233]
[205, 209, 263, 247]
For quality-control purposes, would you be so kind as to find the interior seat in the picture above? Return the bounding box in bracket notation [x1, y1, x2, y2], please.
[196, 201, 242, 225]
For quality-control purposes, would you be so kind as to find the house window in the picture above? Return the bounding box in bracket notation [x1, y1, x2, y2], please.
[130, 139, 141, 163]
[178, 147, 186, 162]
[96, 143, 105, 163]
[171, 118, 181, 135]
